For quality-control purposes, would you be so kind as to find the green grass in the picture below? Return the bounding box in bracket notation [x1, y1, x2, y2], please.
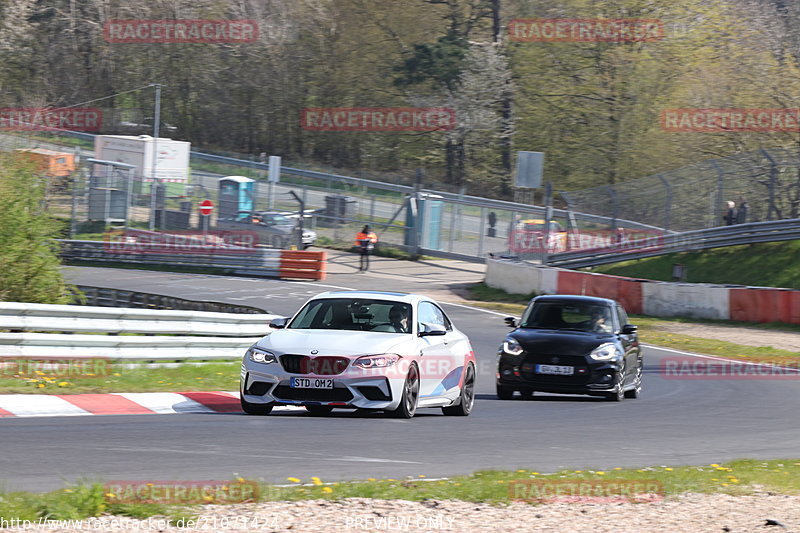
[2, 459, 800, 522]
[589, 240, 800, 289]
[0, 362, 240, 394]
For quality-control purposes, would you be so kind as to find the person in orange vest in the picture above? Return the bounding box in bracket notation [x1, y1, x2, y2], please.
[355, 225, 378, 272]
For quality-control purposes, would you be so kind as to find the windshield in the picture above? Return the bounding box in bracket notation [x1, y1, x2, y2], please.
[520, 302, 613, 333]
[288, 298, 413, 333]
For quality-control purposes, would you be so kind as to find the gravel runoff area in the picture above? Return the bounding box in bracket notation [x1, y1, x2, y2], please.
[7, 494, 800, 532]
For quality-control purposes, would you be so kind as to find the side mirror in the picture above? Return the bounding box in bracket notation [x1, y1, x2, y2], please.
[418, 322, 447, 337]
[504, 317, 517, 328]
[620, 324, 637, 335]
[269, 317, 288, 329]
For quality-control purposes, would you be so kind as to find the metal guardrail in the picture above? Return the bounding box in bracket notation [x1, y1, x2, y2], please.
[60, 239, 282, 276]
[0, 302, 275, 360]
[548, 219, 800, 268]
[77, 285, 267, 314]
[0, 302, 277, 336]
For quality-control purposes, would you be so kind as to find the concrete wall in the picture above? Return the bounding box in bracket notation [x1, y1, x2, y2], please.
[642, 282, 729, 320]
[485, 258, 797, 324]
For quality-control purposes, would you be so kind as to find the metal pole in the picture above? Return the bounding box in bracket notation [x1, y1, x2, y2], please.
[542, 182, 553, 266]
[125, 167, 134, 230]
[148, 83, 161, 231]
[710, 160, 724, 228]
[656, 174, 672, 232]
[477, 207, 486, 258]
[448, 201, 456, 252]
[761, 149, 778, 220]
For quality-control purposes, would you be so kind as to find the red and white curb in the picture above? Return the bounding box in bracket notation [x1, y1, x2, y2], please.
[0, 391, 304, 418]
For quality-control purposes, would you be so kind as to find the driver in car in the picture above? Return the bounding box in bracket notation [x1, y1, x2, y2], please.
[388, 305, 409, 333]
[588, 308, 613, 333]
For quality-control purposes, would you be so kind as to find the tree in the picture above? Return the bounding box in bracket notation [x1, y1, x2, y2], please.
[0, 155, 72, 304]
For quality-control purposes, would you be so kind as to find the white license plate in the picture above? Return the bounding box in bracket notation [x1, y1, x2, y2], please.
[290, 377, 334, 389]
[535, 364, 574, 376]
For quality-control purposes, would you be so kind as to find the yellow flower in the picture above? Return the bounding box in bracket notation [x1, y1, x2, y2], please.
[57, 382, 69, 387]
[37, 383, 45, 388]
[710, 464, 720, 468]
[418, 475, 426, 478]
[367, 478, 376, 481]
[531, 472, 540, 475]
[64, 489, 73, 493]
[596, 472, 606, 475]
[286, 477, 300, 483]
[721, 483, 729, 487]
[322, 487, 333, 494]
[613, 467, 622, 470]
[105, 493, 116, 498]
[112, 373, 121, 377]
[237, 477, 245, 483]
[312, 477, 323, 486]
[664, 468, 673, 471]
[729, 478, 739, 483]
[35, 370, 44, 375]
[517, 470, 526, 473]
[574, 470, 582, 473]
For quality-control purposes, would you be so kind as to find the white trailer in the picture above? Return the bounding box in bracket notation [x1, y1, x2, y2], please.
[93, 135, 190, 184]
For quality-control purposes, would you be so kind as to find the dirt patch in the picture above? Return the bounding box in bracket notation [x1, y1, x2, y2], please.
[654, 322, 800, 353]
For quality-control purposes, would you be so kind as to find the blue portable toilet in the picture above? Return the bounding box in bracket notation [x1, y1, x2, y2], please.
[218, 176, 255, 220]
[405, 194, 443, 250]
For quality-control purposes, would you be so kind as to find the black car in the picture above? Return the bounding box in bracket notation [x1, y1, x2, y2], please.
[496, 295, 642, 402]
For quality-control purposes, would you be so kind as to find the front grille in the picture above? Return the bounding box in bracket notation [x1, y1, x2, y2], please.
[280, 354, 304, 373]
[279, 355, 350, 375]
[273, 386, 354, 402]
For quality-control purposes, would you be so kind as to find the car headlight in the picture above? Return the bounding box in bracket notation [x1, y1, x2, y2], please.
[352, 354, 400, 369]
[247, 346, 276, 364]
[503, 337, 524, 356]
[589, 343, 619, 361]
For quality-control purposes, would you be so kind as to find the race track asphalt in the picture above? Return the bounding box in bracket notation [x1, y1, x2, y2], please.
[1, 265, 798, 491]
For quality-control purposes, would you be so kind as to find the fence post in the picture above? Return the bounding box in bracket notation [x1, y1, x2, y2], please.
[606, 186, 618, 230]
[657, 174, 672, 232]
[710, 159, 724, 227]
[760, 149, 779, 220]
[477, 207, 487, 258]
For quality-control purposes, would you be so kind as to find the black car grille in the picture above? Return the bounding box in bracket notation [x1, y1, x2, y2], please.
[273, 385, 354, 402]
[279, 355, 349, 375]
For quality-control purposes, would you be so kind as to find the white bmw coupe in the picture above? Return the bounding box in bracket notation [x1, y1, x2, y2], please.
[240, 291, 476, 418]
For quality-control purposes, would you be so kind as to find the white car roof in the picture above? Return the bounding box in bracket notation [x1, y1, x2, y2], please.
[309, 291, 430, 305]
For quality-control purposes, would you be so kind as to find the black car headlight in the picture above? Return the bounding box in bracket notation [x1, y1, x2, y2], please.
[503, 337, 524, 356]
[589, 343, 619, 361]
[247, 346, 276, 364]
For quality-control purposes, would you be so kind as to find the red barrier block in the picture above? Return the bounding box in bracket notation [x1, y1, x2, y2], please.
[729, 288, 800, 324]
[557, 270, 643, 313]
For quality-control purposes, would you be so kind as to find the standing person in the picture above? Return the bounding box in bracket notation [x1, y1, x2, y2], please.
[722, 201, 738, 226]
[355, 225, 377, 272]
[737, 198, 749, 224]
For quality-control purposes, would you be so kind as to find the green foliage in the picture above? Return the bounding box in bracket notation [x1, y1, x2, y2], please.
[590, 240, 800, 289]
[0, 155, 71, 303]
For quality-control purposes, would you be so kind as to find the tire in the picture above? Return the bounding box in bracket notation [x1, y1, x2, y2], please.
[496, 383, 514, 400]
[519, 389, 535, 400]
[624, 362, 642, 399]
[387, 364, 419, 419]
[605, 369, 625, 402]
[305, 405, 334, 416]
[442, 364, 475, 416]
[240, 396, 274, 415]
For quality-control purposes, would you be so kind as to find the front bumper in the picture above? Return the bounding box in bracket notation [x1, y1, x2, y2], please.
[497, 351, 622, 395]
[241, 363, 404, 410]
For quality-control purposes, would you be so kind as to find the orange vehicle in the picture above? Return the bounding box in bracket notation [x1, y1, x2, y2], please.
[14, 148, 76, 192]
[509, 218, 568, 254]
